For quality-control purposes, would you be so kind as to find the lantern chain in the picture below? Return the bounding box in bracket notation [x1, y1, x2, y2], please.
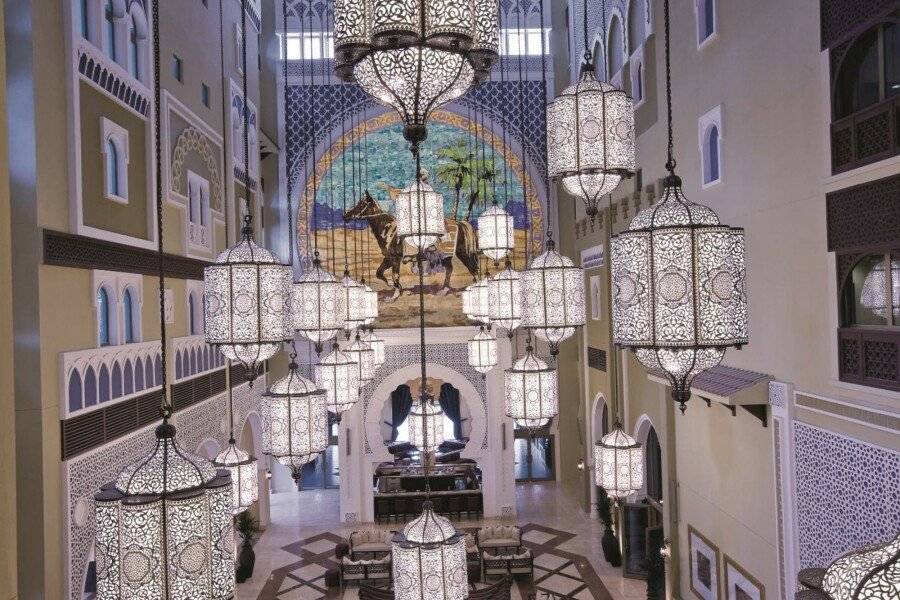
[663, 0, 676, 174]
[240, 0, 252, 231]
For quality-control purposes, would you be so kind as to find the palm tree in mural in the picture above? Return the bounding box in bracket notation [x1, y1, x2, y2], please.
[463, 159, 498, 222]
[435, 139, 475, 220]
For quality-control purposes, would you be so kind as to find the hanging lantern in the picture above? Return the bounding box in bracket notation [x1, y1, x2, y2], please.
[395, 172, 447, 252]
[346, 332, 377, 382]
[504, 345, 558, 428]
[521, 240, 586, 354]
[861, 258, 900, 319]
[212, 441, 258, 515]
[408, 397, 446, 451]
[293, 256, 345, 353]
[817, 532, 900, 600]
[593, 424, 643, 500]
[334, 0, 499, 145]
[477, 203, 515, 263]
[463, 279, 491, 325]
[488, 263, 522, 332]
[391, 501, 469, 600]
[341, 272, 368, 332]
[204, 227, 292, 382]
[611, 175, 748, 412]
[315, 342, 360, 418]
[263, 361, 329, 481]
[94, 423, 235, 600]
[361, 328, 386, 368]
[468, 326, 498, 374]
[361, 282, 380, 325]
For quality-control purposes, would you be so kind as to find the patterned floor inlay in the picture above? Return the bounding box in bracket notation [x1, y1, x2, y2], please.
[252, 524, 613, 600]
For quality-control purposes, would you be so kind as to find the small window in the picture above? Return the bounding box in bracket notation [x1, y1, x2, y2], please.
[101, 118, 129, 203]
[189, 293, 198, 335]
[105, 139, 120, 196]
[123, 288, 136, 343]
[498, 28, 550, 56]
[632, 60, 644, 102]
[697, 0, 716, 46]
[103, 0, 117, 61]
[98, 287, 111, 346]
[128, 14, 140, 79]
[842, 254, 899, 327]
[201, 83, 210, 108]
[834, 20, 900, 120]
[173, 54, 183, 82]
[79, 0, 90, 39]
[627, 0, 647, 55]
[698, 105, 723, 187]
[608, 16, 625, 77]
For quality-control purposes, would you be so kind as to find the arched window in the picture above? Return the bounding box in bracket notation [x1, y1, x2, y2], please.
[128, 13, 140, 79]
[608, 16, 624, 77]
[834, 20, 899, 120]
[97, 287, 111, 346]
[123, 288, 135, 343]
[111, 362, 123, 398]
[189, 292, 197, 334]
[105, 139, 120, 198]
[841, 254, 899, 327]
[103, 0, 117, 61]
[704, 125, 720, 184]
[99, 365, 110, 403]
[592, 40, 605, 81]
[124, 359, 134, 395]
[634, 61, 644, 101]
[697, 0, 716, 45]
[645, 427, 663, 501]
[135, 358, 145, 390]
[79, 0, 90, 39]
[84, 366, 97, 407]
[627, 0, 646, 55]
[68, 371, 83, 413]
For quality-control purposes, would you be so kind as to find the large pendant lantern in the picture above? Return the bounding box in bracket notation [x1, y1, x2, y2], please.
[611, 175, 748, 412]
[467, 326, 498, 374]
[293, 256, 345, 353]
[212, 441, 258, 515]
[521, 239, 586, 355]
[488, 263, 522, 333]
[341, 273, 368, 332]
[334, 0, 499, 145]
[346, 332, 377, 382]
[263, 361, 329, 481]
[861, 258, 900, 319]
[315, 342, 361, 418]
[204, 227, 292, 382]
[94, 423, 235, 600]
[503, 345, 559, 428]
[462, 278, 490, 325]
[477, 203, 515, 263]
[408, 396, 447, 451]
[396, 172, 447, 251]
[818, 532, 900, 600]
[391, 501, 468, 600]
[361, 328, 386, 368]
[362, 282, 379, 325]
[593, 424, 643, 500]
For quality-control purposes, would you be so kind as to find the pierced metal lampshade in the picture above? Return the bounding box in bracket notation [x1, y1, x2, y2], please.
[462, 278, 490, 325]
[611, 175, 748, 412]
[504, 346, 558, 428]
[212, 441, 259, 515]
[396, 172, 447, 251]
[408, 397, 446, 451]
[293, 257, 345, 353]
[361, 328, 386, 368]
[263, 362, 329, 481]
[361, 282, 380, 325]
[94, 423, 235, 600]
[204, 228, 292, 382]
[488, 264, 522, 332]
[521, 240, 586, 354]
[468, 326, 498, 374]
[334, 0, 499, 144]
[860, 259, 900, 319]
[341, 273, 368, 332]
[547, 65, 635, 219]
[315, 343, 360, 418]
[391, 501, 469, 600]
[593, 424, 643, 500]
[820, 532, 900, 600]
[346, 332, 377, 382]
[478, 203, 515, 263]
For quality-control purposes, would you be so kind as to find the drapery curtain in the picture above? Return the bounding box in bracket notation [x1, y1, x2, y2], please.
[438, 383, 462, 440]
[390, 384, 413, 441]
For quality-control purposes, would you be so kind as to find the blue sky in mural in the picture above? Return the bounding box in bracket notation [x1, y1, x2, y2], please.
[312, 120, 531, 230]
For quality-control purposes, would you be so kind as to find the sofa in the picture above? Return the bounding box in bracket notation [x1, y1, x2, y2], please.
[482, 549, 533, 578]
[476, 525, 522, 555]
[341, 554, 392, 584]
[349, 530, 393, 559]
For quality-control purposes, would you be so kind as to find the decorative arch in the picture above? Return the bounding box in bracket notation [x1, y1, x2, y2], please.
[170, 127, 223, 211]
[626, 0, 648, 55]
[239, 410, 264, 457]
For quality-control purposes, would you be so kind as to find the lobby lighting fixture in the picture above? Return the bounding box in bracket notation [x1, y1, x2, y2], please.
[95, 2, 235, 595]
[547, 0, 635, 220]
[395, 171, 448, 252]
[488, 262, 522, 333]
[213, 366, 258, 515]
[361, 282, 379, 325]
[504, 344, 558, 428]
[611, 0, 748, 413]
[346, 331, 377, 382]
[263, 357, 329, 482]
[860, 259, 900, 319]
[408, 395, 447, 451]
[478, 203, 515, 263]
[334, 0, 499, 146]
[293, 254, 345, 354]
[593, 424, 643, 500]
[463, 278, 491, 325]
[468, 326, 499, 374]
[361, 328, 386, 369]
[315, 341, 360, 418]
[522, 239, 586, 355]
[819, 532, 900, 600]
[341, 271, 368, 333]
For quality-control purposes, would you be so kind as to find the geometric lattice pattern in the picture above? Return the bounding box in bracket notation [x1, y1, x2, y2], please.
[793, 422, 900, 569]
[826, 173, 900, 252]
[820, 0, 896, 49]
[864, 340, 899, 381]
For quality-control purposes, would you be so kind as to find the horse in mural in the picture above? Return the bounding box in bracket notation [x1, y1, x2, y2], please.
[343, 187, 480, 301]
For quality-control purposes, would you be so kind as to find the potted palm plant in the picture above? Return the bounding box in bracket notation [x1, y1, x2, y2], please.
[596, 487, 622, 567]
[235, 511, 261, 583]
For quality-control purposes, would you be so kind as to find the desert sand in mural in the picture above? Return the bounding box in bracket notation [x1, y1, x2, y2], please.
[313, 228, 529, 328]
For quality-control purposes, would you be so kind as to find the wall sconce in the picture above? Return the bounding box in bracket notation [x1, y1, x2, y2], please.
[266, 469, 273, 480]
[576, 458, 586, 471]
[660, 538, 672, 560]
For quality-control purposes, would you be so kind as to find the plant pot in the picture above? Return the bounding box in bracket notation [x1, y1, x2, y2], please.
[236, 539, 256, 583]
[601, 525, 622, 567]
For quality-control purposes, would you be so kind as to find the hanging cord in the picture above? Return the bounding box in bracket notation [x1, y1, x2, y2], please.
[340, 87, 351, 277]
[283, 0, 296, 268]
[304, 0, 319, 261]
[663, 0, 675, 175]
[606, 193, 619, 425]
[240, 0, 252, 233]
[514, 0, 534, 349]
[217, 0, 230, 246]
[539, 0, 551, 222]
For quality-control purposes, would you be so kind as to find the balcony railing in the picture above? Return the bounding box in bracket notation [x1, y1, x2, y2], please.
[838, 327, 900, 392]
[172, 334, 227, 382]
[831, 95, 900, 174]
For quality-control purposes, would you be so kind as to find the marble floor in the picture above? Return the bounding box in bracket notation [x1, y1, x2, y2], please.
[237, 482, 647, 600]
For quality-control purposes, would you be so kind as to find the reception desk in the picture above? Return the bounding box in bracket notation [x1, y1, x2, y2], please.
[373, 461, 482, 522]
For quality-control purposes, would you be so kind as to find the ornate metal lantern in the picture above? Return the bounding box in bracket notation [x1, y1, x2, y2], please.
[611, 175, 748, 412]
[408, 397, 446, 450]
[861, 258, 900, 319]
[391, 501, 469, 600]
[468, 326, 498, 374]
[263, 361, 329, 481]
[521, 240, 586, 354]
[212, 441, 258, 515]
[293, 256, 345, 353]
[315, 342, 360, 418]
[341, 272, 368, 332]
[488, 263, 522, 333]
[477, 203, 515, 263]
[503, 345, 558, 428]
[334, 0, 499, 145]
[816, 532, 900, 600]
[361, 328, 386, 368]
[204, 227, 292, 382]
[593, 424, 643, 500]
[362, 282, 380, 325]
[346, 332, 377, 382]
[396, 172, 447, 252]
[94, 423, 235, 600]
[463, 278, 490, 325]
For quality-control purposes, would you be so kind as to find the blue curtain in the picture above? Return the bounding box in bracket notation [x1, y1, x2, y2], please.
[438, 383, 462, 440]
[390, 384, 413, 441]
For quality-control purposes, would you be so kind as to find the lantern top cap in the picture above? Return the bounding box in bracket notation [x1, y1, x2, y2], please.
[214, 233, 282, 265]
[510, 349, 551, 372]
[530, 245, 576, 269]
[300, 262, 338, 283]
[114, 427, 220, 496]
[402, 502, 459, 544]
[214, 441, 254, 467]
[598, 426, 641, 450]
[626, 174, 723, 231]
[266, 363, 325, 397]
